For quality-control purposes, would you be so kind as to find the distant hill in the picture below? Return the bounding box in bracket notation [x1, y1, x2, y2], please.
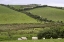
[10, 5, 22, 9]
[0, 5, 38, 24]
[28, 7, 64, 22]
[9, 4, 39, 9]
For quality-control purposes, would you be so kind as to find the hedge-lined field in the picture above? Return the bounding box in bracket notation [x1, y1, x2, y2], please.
[10, 5, 37, 9]
[10, 5, 23, 9]
[0, 4, 64, 41]
[0, 5, 38, 24]
[28, 7, 64, 22]
[0, 28, 42, 41]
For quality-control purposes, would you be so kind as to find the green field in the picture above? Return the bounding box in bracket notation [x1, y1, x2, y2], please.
[10, 5, 36, 9]
[0, 28, 42, 41]
[0, 39, 64, 42]
[0, 5, 64, 41]
[28, 7, 64, 22]
[0, 5, 38, 24]
[10, 5, 23, 9]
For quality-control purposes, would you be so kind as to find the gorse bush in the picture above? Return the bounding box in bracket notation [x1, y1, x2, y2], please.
[37, 26, 64, 39]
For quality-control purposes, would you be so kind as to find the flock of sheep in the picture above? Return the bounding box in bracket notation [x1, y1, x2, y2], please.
[18, 37, 45, 40]
[18, 37, 62, 40]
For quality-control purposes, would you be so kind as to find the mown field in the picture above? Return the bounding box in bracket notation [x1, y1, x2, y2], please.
[28, 7, 64, 22]
[0, 39, 64, 42]
[0, 5, 38, 24]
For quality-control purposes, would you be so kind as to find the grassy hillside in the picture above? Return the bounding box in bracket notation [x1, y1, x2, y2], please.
[28, 7, 64, 22]
[0, 5, 38, 24]
[10, 5, 23, 9]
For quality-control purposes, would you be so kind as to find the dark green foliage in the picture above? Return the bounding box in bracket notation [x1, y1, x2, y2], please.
[37, 27, 64, 39]
[43, 5, 48, 7]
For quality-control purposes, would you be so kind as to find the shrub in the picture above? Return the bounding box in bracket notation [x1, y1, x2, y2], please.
[37, 26, 64, 39]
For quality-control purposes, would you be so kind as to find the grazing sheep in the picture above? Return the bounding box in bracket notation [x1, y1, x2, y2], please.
[43, 38, 45, 39]
[18, 38, 22, 40]
[32, 37, 38, 40]
[58, 38, 62, 39]
[50, 37, 53, 39]
[21, 37, 27, 40]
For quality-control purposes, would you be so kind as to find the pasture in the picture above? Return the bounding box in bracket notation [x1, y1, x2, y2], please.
[10, 4, 37, 9]
[0, 4, 64, 41]
[0, 27, 43, 41]
[10, 5, 23, 9]
[0, 5, 38, 24]
[0, 39, 64, 42]
[28, 7, 64, 22]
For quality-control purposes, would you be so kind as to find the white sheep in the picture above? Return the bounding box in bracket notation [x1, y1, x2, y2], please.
[18, 38, 22, 40]
[58, 38, 62, 39]
[43, 38, 45, 39]
[32, 37, 38, 40]
[21, 37, 27, 40]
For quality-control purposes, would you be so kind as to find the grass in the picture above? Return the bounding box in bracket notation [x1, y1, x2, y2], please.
[28, 7, 64, 22]
[0, 5, 64, 42]
[10, 5, 36, 9]
[0, 39, 64, 42]
[0, 28, 43, 41]
[10, 5, 23, 9]
[0, 5, 38, 24]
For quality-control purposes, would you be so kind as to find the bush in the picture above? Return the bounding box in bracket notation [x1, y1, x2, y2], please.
[37, 27, 64, 39]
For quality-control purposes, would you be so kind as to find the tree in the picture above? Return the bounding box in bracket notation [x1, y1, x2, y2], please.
[43, 5, 48, 7]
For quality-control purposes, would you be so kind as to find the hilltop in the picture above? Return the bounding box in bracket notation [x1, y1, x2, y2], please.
[9, 4, 37, 9]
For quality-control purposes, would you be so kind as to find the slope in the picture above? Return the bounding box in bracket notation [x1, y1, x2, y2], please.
[0, 5, 38, 24]
[28, 7, 64, 22]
